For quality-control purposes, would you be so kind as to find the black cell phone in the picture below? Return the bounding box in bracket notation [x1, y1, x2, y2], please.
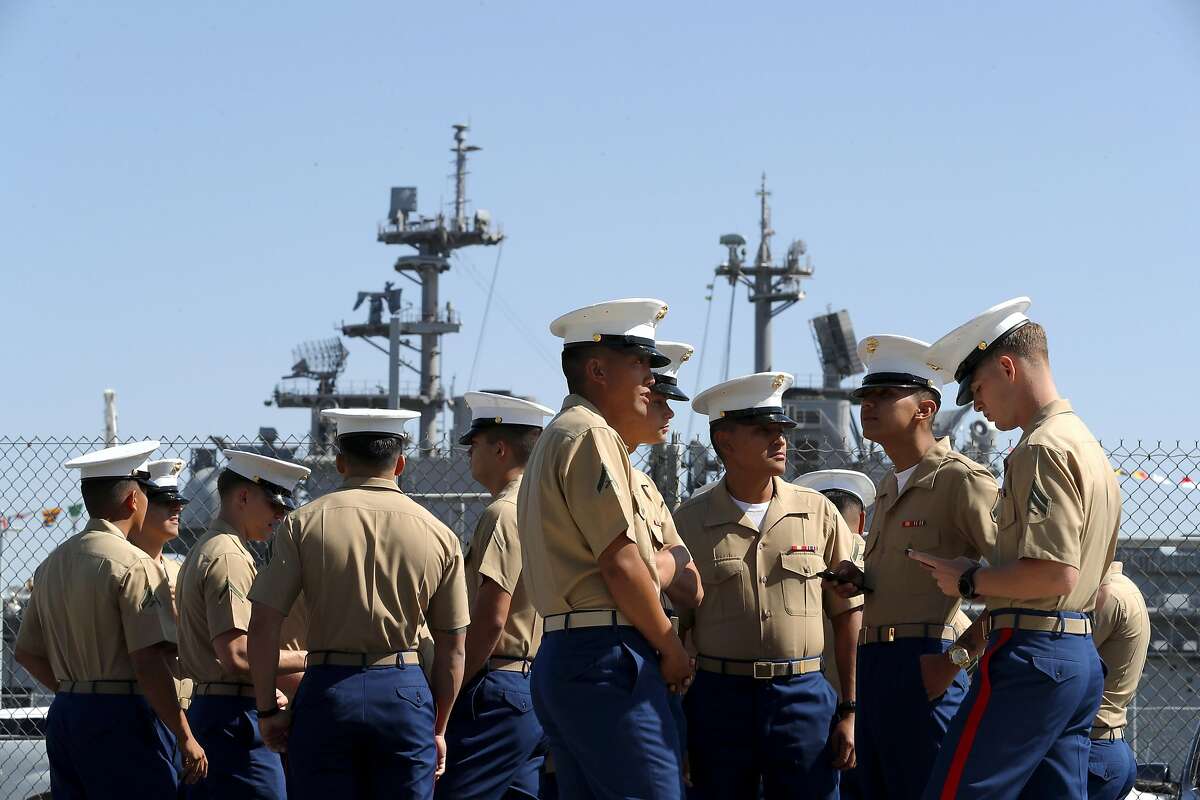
[817, 570, 873, 593]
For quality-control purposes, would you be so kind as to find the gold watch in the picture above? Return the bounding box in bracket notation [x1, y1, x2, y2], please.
[948, 645, 972, 669]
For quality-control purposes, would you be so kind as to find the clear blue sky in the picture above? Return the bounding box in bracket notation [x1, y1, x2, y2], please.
[3, 1, 1198, 445]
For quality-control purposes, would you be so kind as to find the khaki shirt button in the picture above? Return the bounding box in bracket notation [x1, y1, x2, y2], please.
[759, 576, 767, 584]
[762, 610, 771, 620]
[759, 542, 765, 549]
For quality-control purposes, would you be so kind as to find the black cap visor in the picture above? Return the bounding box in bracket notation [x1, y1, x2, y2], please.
[650, 374, 690, 402]
[952, 319, 1031, 406]
[147, 486, 189, 506]
[711, 406, 797, 429]
[565, 335, 671, 369]
[851, 373, 941, 405]
[458, 420, 543, 446]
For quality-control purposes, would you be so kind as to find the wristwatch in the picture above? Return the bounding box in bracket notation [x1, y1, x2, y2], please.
[836, 700, 856, 719]
[958, 564, 982, 600]
[947, 645, 972, 670]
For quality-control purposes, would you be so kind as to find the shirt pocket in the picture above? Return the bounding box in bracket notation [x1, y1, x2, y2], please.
[701, 557, 747, 623]
[779, 552, 824, 617]
[992, 489, 1022, 565]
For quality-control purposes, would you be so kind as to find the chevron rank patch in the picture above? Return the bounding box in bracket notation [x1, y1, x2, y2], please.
[141, 585, 161, 611]
[1029, 481, 1052, 520]
[224, 579, 247, 601]
[597, 465, 612, 494]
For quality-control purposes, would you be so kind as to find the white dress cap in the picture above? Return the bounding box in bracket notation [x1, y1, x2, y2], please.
[146, 459, 189, 504]
[851, 335, 946, 401]
[64, 440, 160, 482]
[926, 297, 1032, 406]
[651, 341, 695, 401]
[549, 298, 671, 367]
[222, 450, 312, 510]
[320, 408, 421, 438]
[460, 392, 555, 444]
[691, 372, 796, 426]
[793, 469, 877, 509]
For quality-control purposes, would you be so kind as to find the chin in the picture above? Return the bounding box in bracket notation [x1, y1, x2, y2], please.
[766, 461, 787, 476]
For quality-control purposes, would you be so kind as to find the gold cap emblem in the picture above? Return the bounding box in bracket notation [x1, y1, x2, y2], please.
[169, 461, 183, 476]
[592, 334, 602, 342]
[494, 417, 503, 423]
[977, 340, 988, 351]
[864, 338, 879, 354]
[655, 305, 668, 322]
[680, 349, 693, 362]
[772, 374, 786, 390]
[927, 362, 942, 372]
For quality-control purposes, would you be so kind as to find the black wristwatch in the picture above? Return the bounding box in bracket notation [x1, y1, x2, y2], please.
[958, 564, 982, 600]
[836, 700, 856, 719]
[257, 705, 282, 719]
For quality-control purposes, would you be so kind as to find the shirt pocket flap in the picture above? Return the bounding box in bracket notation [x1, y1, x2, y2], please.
[707, 558, 744, 584]
[780, 552, 818, 577]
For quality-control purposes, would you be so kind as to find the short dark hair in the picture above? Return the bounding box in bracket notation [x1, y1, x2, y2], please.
[481, 426, 541, 467]
[710, 418, 740, 465]
[337, 433, 406, 470]
[989, 321, 1049, 366]
[217, 469, 257, 500]
[562, 345, 605, 395]
[81, 478, 140, 518]
[821, 489, 864, 519]
[915, 388, 941, 421]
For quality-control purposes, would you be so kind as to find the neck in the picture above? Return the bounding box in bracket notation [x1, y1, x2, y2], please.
[128, 530, 165, 560]
[580, 388, 639, 449]
[485, 467, 523, 498]
[725, 471, 774, 504]
[345, 469, 396, 481]
[881, 426, 936, 473]
[99, 515, 137, 539]
[217, 511, 253, 541]
[1016, 376, 1061, 432]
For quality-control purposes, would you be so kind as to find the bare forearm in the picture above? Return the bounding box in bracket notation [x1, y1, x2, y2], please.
[277, 649, 307, 674]
[132, 647, 191, 740]
[248, 607, 284, 712]
[663, 561, 703, 610]
[654, 549, 678, 589]
[463, 620, 504, 681]
[975, 559, 1077, 601]
[431, 631, 466, 736]
[599, 539, 675, 652]
[831, 608, 861, 702]
[14, 651, 57, 691]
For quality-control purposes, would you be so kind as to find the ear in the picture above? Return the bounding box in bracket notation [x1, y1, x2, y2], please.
[393, 453, 407, 477]
[584, 353, 606, 387]
[997, 354, 1018, 382]
[914, 397, 939, 423]
[123, 485, 142, 513]
[492, 436, 508, 461]
[334, 453, 348, 476]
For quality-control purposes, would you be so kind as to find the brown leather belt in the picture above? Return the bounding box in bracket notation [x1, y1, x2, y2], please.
[696, 655, 822, 679]
[193, 682, 256, 698]
[486, 656, 533, 673]
[1090, 727, 1124, 741]
[544, 610, 631, 632]
[859, 623, 957, 644]
[307, 650, 421, 668]
[58, 680, 142, 695]
[988, 612, 1092, 636]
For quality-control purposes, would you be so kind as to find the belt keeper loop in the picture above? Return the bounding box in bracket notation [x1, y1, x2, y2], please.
[609, 610, 618, 629]
[564, 612, 574, 632]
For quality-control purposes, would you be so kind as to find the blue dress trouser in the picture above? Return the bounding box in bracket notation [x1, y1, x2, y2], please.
[921, 610, 1104, 800]
[684, 668, 839, 800]
[856, 638, 969, 799]
[531, 626, 684, 800]
[1086, 738, 1137, 800]
[287, 663, 436, 799]
[45, 692, 180, 799]
[435, 667, 545, 800]
[185, 694, 286, 799]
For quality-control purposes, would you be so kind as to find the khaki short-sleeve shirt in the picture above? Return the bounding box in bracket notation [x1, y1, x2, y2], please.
[632, 469, 688, 554]
[466, 476, 541, 659]
[863, 438, 998, 629]
[674, 477, 863, 661]
[250, 476, 470, 653]
[159, 557, 194, 704]
[1092, 562, 1150, 731]
[517, 395, 660, 616]
[984, 400, 1120, 612]
[15, 518, 176, 682]
[177, 520, 258, 682]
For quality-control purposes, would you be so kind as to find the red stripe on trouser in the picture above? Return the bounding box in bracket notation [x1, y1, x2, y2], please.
[939, 628, 1014, 800]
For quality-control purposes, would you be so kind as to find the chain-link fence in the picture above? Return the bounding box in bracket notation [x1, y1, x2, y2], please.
[1, 434, 1198, 797]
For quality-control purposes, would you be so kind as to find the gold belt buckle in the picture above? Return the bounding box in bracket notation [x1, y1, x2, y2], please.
[753, 661, 775, 679]
[885, 626, 896, 642]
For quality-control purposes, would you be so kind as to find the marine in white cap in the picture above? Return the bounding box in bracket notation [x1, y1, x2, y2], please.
[175, 449, 312, 799]
[15, 441, 209, 793]
[248, 409, 469, 798]
[673, 373, 862, 799]
[435, 392, 553, 799]
[128, 458, 194, 710]
[820, 335, 998, 800]
[516, 298, 690, 799]
[912, 298, 1119, 800]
